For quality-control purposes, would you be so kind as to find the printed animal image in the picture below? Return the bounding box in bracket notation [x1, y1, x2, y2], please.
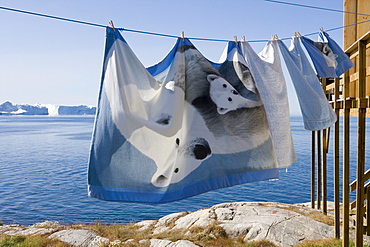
[102, 38, 273, 188]
[181, 46, 269, 143]
[311, 40, 338, 68]
[148, 45, 272, 187]
[208, 74, 261, 114]
[88, 29, 280, 203]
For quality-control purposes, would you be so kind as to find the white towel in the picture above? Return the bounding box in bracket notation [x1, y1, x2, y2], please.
[278, 37, 337, 131]
[239, 40, 297, 169]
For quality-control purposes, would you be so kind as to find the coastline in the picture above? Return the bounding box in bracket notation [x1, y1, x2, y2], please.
[0, 201, 351, 247]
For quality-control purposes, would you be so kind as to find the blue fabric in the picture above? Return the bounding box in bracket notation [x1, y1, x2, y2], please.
[89, 168, 279, 203]
[278, 37, 337, 130]
[88, 28, 280, 203]
[300, 33, 353, 78]
[146, 38, 193, 76]
[319, 31, 354, 77]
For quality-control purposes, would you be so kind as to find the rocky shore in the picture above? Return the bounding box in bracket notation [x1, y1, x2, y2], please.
[0, 202, 344, 247]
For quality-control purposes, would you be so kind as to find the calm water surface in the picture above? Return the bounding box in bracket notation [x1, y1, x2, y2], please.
[0, 115, 368, 226]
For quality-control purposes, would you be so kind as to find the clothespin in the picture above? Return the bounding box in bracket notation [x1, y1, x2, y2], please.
[109, 20, 116, 32]
[294, 32, 301, 38]
[241, 36, 246, 43]
[180, 31, 185, 42]
[271, 34, 279, 41]
[233, 35, 238, 43]
[320, 27, 325, 32]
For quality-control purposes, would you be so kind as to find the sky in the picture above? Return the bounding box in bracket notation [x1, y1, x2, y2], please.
[0, 0, 346, 115]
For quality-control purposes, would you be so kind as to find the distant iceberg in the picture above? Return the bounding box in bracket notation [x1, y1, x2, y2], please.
[0, 101, 96, 116]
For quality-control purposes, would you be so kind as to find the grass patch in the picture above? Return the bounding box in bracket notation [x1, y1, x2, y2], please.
[288, 209, 334, 226]
[195, 238, 277, 247]
[294, 238, 343, 247]
[294, 238, 370, 247]
[90, 222, 146, 241]
[245, 240, 278, 246]
[0, 235, 69, 247]
[188, 222, 228, 241]
[255, 203, 335, 226]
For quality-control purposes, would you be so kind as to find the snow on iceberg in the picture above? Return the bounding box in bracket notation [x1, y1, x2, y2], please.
[0, 101, 96, 116]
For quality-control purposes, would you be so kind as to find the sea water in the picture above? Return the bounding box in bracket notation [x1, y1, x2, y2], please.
[0, 115, 368, 226]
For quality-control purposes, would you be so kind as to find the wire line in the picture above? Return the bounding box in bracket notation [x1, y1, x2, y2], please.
[118, 28, 180, 39]
[1, 5, 370, 43]
[265, 0, 370, 17]
[0, 6, 106, 28]
[326, 19, 370, 32]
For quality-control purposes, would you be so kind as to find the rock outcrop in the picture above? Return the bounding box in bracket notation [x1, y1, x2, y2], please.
[134, 202, 334, 247]
[0, 202, 338, 247]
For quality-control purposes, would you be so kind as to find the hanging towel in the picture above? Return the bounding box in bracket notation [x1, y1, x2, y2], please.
[319, 31, 354, 77]
[278, 37, 337, 131]
[87, 27, 279, 203]
[300, 32, 353, 78]
[238, 40, 297, 169]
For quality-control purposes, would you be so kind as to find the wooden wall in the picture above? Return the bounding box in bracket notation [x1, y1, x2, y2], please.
[342, 0, 370, 117]
[344, 0, 370, 49]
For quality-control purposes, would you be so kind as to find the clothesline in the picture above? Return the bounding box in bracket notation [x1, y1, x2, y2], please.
[265, 0, 370, 17]
[1, 5, 370, 43]
[122, 18, 370, 43]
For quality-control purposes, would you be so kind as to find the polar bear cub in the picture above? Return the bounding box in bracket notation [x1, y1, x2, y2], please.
[207, 74, 262, 114]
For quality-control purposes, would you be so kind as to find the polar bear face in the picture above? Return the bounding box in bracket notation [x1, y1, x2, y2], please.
[207, 74, 262, 114]
[313, 42, 338, 68]
[151, 137, 212, 187]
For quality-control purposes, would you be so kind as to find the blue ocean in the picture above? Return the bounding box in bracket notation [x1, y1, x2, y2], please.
[0, 115, 368, 226]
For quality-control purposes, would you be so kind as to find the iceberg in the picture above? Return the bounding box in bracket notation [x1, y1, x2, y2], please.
[0, 101, 96, 116]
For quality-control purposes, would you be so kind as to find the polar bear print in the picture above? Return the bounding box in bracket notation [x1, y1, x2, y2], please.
[148, 46, 272, 187]
[312, 41, 338, 68]
[105, 40, 272, 188]
[151, 136, 211, 187]
[207, 74, 262, 114]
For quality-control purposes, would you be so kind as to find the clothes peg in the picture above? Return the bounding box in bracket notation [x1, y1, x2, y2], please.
[320, 27, 325, 32]
[109, 20, 116, 32]
[294, 32, 301, 38]
[241, 36, 246, 43]
[271, 34, 279, 41]
[181, 31, 185, 41]
[233, 35, 238, 42]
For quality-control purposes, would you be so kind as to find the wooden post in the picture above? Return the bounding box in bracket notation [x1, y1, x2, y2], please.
[317, 130, 322, 210]
[334, 78, 341, 238]
[322, 78, 328, 215]
[355, 39, 367, 247]
[367, 187, 370, 236]
[343, 68, 351, 247]
[312, 131, 316, 209]
[322, 128, 328, 215]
